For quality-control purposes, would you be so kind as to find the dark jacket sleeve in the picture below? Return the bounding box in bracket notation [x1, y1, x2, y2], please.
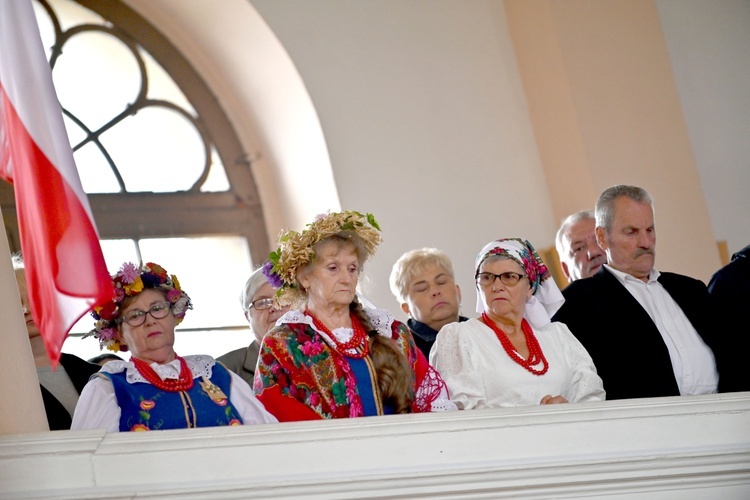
[60, 353, 102, 393]
[552, 269, 680, 400]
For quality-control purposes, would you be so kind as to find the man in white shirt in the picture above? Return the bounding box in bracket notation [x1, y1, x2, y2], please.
[552, 185, 737, 399]
[555, 210, 606, 284]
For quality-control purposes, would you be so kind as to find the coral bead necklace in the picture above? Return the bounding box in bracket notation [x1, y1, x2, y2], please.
[132, 355, 195, 392]
[480, 313, 549, 376]
[306, 310, 370, 359]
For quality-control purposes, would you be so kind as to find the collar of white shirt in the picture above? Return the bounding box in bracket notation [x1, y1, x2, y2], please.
[603, 264, 660, 285]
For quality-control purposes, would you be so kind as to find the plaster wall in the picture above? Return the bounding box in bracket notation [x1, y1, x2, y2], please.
[657, 0, 750, 256]
[251, 0, 555, 313]
[110, 0, 747, 308]
[504, 0, 721, 282]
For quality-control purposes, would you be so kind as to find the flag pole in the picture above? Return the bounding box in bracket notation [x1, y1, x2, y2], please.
[0, 203, 48, 434]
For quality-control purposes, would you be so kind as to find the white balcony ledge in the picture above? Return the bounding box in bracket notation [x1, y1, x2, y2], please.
[1, 392, 749, 498]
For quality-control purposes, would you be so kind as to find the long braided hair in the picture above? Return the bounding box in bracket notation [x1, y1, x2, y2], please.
[349, 298, 415, 413]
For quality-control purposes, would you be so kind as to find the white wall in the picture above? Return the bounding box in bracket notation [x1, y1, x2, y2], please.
[118, 0, 750, 309]
[251, 0, 556, 314]
[657, 0, 750, 256]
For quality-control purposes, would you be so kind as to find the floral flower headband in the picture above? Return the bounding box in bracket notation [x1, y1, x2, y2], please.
[263, 211, 382, 307]
[475, 238, 551, 295]
[85, 262, 192, 352]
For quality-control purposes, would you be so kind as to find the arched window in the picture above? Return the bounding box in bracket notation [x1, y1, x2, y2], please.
[0, 0, 269, 358]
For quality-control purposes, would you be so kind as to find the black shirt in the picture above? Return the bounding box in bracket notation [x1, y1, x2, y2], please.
[407, 316, 469, 359]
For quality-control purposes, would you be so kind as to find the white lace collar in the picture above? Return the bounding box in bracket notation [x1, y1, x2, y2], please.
[277, 308, 397, 355]
[100, 354, 215, 384]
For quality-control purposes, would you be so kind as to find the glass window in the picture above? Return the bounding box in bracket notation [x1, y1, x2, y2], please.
[20, 0, 270, 360]
[66, 236, 255, 360]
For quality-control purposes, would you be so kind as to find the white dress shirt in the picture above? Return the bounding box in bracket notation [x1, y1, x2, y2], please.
[604, 265, 718, 395]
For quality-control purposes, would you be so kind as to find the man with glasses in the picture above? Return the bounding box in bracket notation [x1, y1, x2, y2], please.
[217, 267, 289, 385]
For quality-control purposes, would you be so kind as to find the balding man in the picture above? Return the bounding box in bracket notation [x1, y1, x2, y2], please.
[555, 210, 606, 283]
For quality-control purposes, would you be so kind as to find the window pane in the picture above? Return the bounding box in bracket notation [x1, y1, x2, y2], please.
[100, 107, 206, 192]
[32, 2, 55, 61]
[52, 31, 141, 132]
[65, 237, 254, 360]
[48, 0, 105, 31]
[36, 0, 267, 362]
[143, 51, 195, 115]
[74, 141, 121, 193]
[201, 147, 231, 192]
[67, 239, 139, 336]
[34, 0, 104, 61]
[138, 236, 252, 330]
[34, 0, 238, 196]
[62, 114, 88, 147]
[63, 327, 250, 362]
[100, 239, 140, 272]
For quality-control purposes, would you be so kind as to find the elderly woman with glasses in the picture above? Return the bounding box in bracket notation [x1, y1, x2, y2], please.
[430, 238, 605, 408]
[71, 262, 277, 432]
[218, 266, 290, 385]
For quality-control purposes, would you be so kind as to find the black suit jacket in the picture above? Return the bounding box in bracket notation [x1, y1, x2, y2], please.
[40, 353, 101, 430]
[552, 266, 736, 400]
[707, 245, 750, 392]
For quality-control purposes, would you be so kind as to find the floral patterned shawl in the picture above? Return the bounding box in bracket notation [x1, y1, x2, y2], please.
[253, 308, 453, 420]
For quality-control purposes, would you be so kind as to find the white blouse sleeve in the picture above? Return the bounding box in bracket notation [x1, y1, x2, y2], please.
[228, 371, 278, 425]
[429, 321, 486, 410]
[70, 375, 121, 432]
[556, 323, 606, 402]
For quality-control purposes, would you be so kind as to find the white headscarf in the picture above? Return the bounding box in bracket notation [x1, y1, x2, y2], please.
[474, 238, 564, 329]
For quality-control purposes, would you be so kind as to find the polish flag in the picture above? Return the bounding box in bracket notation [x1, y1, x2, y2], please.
[0, 0, 114, 366]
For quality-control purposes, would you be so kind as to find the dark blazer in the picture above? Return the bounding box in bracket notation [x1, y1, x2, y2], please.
[707, 244, 750, 392]
[41, 353, 101, 430]
[407, 316, 469, 359]
[552, 266, 736, 400]
[708, 244, 750, 325]
[217, 341, 260, 387]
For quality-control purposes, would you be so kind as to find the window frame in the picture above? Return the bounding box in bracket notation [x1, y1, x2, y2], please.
[1, 0, 270, 265]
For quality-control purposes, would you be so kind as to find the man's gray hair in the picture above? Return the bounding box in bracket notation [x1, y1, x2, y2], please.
[555, 210, 595, 257]
[595, 185, 653, 233]
[240, 266, 271, 313]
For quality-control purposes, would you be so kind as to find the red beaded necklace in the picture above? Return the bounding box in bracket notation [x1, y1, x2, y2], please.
[480, 313, 549, 376]
[306, 310, 370, 359]
[132, 355, 195, 392]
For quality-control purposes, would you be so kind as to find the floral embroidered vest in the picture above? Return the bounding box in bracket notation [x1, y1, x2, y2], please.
[103, 363, 243, 431]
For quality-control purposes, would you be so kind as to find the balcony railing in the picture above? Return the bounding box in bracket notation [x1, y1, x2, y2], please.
[1, 392, 749, 498]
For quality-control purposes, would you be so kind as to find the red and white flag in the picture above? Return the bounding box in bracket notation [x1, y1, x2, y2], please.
[0, 0, 113, 367]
